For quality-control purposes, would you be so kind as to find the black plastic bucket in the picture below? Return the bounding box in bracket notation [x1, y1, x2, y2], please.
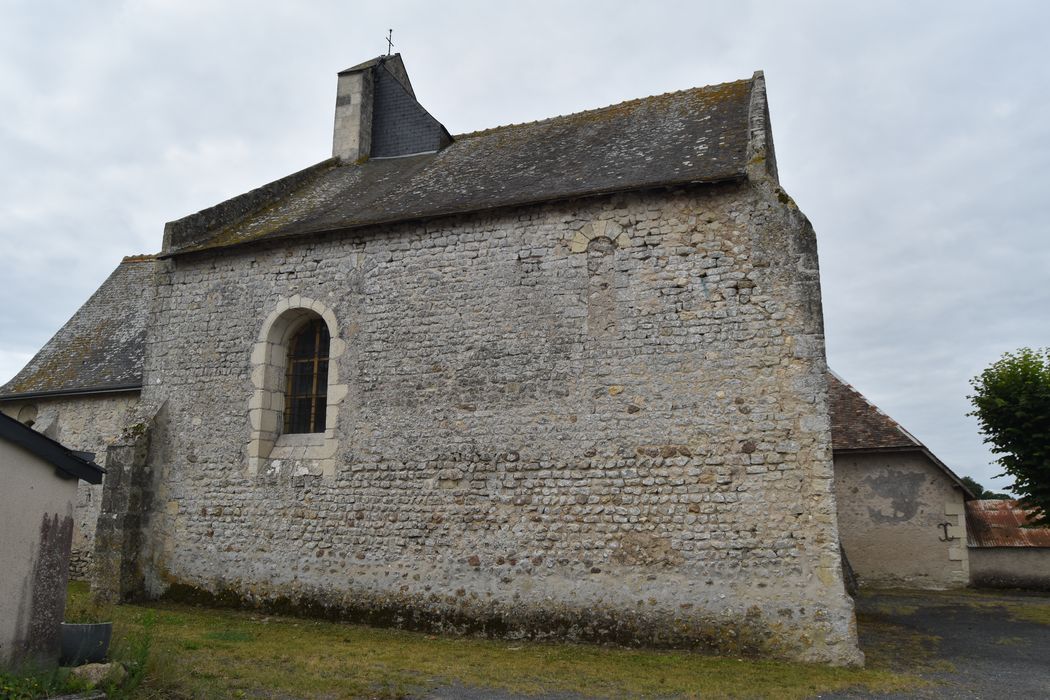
[59, 622, 112, 666]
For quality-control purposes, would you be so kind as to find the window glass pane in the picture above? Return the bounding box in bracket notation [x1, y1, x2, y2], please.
[291, 362, 313, 395]
[316, 360, 329, 392]
[295, 323, 317, 358]
[317, 324, 330, 356]
[314, 397, 327, 432]
[292, 398, 312, 432]
[283, 318, 332, 434]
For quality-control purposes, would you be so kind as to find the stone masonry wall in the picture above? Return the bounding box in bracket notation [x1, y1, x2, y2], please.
[0, 393, 139, 579]
[140, 182, 861, 664]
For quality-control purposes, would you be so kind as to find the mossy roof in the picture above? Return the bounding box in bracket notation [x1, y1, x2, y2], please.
[167, 77, 755, 255]
[0, 257, 154, 399]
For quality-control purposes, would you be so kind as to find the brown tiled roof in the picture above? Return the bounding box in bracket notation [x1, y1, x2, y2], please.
[826, 372, 974, 499]
[827, 373, 919, 451]
[164, 76, 760, 256]
[0, 256, 154, 399]
[966, 499, 1050, 547]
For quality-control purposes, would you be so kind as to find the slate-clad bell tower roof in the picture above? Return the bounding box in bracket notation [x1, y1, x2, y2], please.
[0, 256, 154, 400]
[162, 60, 778, 256]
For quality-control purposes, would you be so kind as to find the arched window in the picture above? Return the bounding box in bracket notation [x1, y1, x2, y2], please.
[284, 319, 330, 434]
[248, 297, 347, 477]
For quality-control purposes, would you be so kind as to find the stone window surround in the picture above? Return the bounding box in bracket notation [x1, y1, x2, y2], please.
[568, 219, 631, 253]
[247, 296, 348, 478]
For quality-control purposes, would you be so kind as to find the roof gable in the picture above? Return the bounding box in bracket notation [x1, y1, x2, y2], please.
[0, 257, 154, 399]
[827, 372, 974, 498]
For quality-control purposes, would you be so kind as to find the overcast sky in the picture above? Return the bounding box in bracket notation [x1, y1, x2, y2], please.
[1, 1, 1046, 492]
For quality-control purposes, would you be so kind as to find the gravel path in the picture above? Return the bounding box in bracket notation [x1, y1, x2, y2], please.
[824, 588, 1050, 699]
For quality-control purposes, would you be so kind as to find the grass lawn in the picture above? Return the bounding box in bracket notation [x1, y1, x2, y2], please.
[56, 583, 928, 699]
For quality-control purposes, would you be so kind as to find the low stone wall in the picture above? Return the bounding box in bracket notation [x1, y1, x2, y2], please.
[969, 548, 1050, 591]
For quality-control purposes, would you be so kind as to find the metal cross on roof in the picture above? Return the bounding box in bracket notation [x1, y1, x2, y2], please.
[386, 29, 394, 56]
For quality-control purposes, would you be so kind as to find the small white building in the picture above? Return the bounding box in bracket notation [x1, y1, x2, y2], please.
[828, 373, 974, 589]
[0, 412, 103, 669]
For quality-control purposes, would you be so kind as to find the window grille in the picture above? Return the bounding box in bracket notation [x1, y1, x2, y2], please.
[283, 319, 330, 434]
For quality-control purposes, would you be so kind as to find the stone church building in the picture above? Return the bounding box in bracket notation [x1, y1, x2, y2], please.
[0, 55, 865, 665]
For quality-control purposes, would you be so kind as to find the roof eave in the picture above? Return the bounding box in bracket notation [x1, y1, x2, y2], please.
[159, 174, 749, 260]
[0, 384, 142, 402]
[0, 413, 104, 484]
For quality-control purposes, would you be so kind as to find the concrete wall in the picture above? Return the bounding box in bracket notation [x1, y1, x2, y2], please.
[834, 451, 968, 589]
[970, 548, 1050, 590]
[0, 439, 78, 668]
[0, 393, 139, 579]
[138, 182, 860, 665]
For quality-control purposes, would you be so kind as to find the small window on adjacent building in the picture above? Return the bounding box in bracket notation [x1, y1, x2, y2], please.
[17, 404, 38, 428]
[283, 319, 330, 434]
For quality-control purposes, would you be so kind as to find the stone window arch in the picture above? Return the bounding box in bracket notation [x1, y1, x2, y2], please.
[568, 219, 631, 253]
[248, 296, 348, 477]
[568, 220, 632, 338]
[17, 404, 38, 428]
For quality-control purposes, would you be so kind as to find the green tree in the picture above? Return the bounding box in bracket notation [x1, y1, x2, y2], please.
[959, 475, 1010, 500]
[969, 347, 1050, 525]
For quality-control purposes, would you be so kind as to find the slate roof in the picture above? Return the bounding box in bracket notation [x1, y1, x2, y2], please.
[827, 372, 974, 498]
[164, 75, 760, 256]
[0, 256, 154, 400]
[0, 411, 104, 483]
[966, 499, 1050, 547]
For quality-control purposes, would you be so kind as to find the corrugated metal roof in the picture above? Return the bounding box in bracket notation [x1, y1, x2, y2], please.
[966, 499, 1050, 548]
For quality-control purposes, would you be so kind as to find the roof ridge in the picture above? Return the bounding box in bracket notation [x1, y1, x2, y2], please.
[121, 253, 157, 263]
[454, 78, 752, 140]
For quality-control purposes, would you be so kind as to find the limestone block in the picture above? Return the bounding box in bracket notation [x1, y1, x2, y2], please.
[248, 390, 269, 411]
[321, 309, 339, 334]
[250, 365, 269, 389]
[328, 384, 349, 404]
[250, 342, 269, 366]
